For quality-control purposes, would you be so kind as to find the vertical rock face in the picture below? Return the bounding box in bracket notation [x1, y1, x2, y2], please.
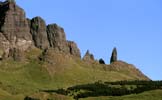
[8, 48, 24, 61]
[110, 47, 117, 63]
[0, 32, 9, 59]
[83, 50, 94, 62]
[46, 24, 81, 58]
[30, 17, 49, 49]
[47, 24, 67, 51]
[0, 1, 33, 57]
[67, 41, 81, 57]
[0, 1, 81, 59]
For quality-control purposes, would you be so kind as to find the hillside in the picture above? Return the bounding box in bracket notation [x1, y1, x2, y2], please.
[0, 0, 152, 100]
[0, 48, 149, 94]
[81, 89, 162, 100]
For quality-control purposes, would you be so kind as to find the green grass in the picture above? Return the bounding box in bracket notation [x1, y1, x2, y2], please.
[0, 88, 24, 100]
[0, 48, 150, 100]
[25, 92, 73, 100]
[80, 89, 162, 100]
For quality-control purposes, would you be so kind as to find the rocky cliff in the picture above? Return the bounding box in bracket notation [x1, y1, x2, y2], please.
[0, 0, 33, 58]
[29, 16, 49, 49]
[0, 0, 81, 59]
[0, 0, 149, 81]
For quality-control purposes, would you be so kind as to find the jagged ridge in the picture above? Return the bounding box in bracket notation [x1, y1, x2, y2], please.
[0, 1, 151, 99]
[0, 0, 149, 80]
[0, 0, 81, 60]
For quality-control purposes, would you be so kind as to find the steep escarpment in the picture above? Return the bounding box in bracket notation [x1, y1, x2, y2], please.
[0, 1, 149, 81]
[0, 0, 81, 59]
[0, 1, 152, 100]
[0, 0, 149, 81]
[46, 24, 80, 57]
[0, 1, 33, 58]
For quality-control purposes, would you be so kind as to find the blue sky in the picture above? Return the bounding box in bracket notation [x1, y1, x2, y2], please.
[16, 0, 162, 80]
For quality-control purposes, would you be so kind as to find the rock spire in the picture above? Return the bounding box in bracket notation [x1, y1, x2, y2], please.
[110, 47, 117, 63]
[83, 50, 94, 62]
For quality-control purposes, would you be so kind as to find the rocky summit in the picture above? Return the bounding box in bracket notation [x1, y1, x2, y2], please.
[0, 0, 81, 60]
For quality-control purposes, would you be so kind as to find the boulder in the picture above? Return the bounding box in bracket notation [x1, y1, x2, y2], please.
[99, 58, 105, 64]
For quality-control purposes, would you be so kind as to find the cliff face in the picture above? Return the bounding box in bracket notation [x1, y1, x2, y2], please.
[67, 41, 81, 57]
[0, 1, 33, 58]
[46, 24, 81, 57]
[29, 17, 49, 49]
[0, 1, 81, 59]
[0, 1, 149, 81]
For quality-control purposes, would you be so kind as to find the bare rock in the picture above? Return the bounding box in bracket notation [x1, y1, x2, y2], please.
[83, 50, 94, 62]
[8, 48, 24, 61]
[29, 17, 49, 49]
[0, 1, 81, 59]
[0, 1, 33, 57]
[47, 24, 67, 50]
[67, 40, 81, 58]
[0, 32, 10, 58]
[47, 24, 81, 58]
[39, 48, 48, 62]
[99, 58, 105, 64]
[110, 47, 117, 63]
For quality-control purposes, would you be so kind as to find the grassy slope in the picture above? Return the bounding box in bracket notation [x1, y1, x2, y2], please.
[0, 48, 149, 99]
[81, 89, 162, 100]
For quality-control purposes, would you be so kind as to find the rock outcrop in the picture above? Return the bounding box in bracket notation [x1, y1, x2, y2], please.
[99, 58, 105, 64]
[83, 50, 94, 62]
[110, 47, 117, 63]
[47, 24, 67, 51]
[0, 1, 33, 58]
[8, 48, 24, 61]
[47, 24, 81, 58]
[29, 17, 49, 49]
[67, 41, 81, 58]
[0, 1, 81, 59]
